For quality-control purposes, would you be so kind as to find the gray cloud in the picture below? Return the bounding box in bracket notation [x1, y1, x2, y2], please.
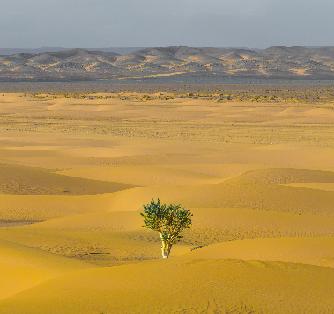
[1, 0, 333, 48]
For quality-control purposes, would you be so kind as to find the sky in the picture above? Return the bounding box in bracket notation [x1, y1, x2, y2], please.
[1, 0, 334, 48]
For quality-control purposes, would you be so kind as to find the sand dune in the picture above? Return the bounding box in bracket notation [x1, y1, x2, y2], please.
[1, 206, 333, 265]
[0, 193, 119, 222]
[0, 259, 333, 313]
[104, 179, 334, 214]
[236, 167, 334, 184]
[58, 164, 219, 186]
[0, 211, 190, 265]
[286, 182, 334, 191]
[0, 239, 90, 300]
[0, 163, 132, 195]
[187, 207, 334, 244]
[1, 92, 334, 312]
[189, 237, 334, 268]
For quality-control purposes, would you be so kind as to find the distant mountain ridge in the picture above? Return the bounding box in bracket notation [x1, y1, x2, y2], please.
[1, 46, 334, 81]
[0, 47, 143, 55]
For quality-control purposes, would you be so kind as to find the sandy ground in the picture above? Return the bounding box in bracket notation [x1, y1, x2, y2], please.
[0, 92, 334, 313]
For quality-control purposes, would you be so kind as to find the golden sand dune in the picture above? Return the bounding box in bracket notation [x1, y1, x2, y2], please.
[1, 92, 334, 312]
[286, 182, 334, 191]
[189, 237, 334, 268]
[0, 239, 90, 300]
[2, 166, 334, 222]
[0, 163, 132, 195]
[236, 167, 334, 184]
[34, 206, 334, 240]
[0, 227, 165, 265]
[1, 207, 333, 266]
[33, 211, 143, 231]
[188, 207, 334, 244]
[0, 228, 188, 266]
[104, 180, 334, 214]
[0, 259, 333, 314]
[0, 193, 119, 222]
[0, 211, 189, 265]
[58, 164, 220, 186]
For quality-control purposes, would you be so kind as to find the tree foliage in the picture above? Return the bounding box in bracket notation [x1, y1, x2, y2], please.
[141, 199, 192, 258]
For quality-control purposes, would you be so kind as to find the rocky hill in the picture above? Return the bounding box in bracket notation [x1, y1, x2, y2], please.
[1, 46, 334, 81]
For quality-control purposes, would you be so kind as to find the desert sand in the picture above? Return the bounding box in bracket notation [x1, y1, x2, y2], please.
[0, 90, 334, 313]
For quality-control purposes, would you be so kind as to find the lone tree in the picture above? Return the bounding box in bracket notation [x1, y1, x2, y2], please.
[141, 199, 192, 259]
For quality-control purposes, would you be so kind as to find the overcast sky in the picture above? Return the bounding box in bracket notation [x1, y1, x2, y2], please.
[1, 0, 333, 48]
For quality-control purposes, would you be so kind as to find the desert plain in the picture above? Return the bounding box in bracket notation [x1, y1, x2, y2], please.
[0, 86, 334, 313]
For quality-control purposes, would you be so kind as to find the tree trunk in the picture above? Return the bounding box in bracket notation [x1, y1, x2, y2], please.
[160, 234, 172, 259]
[161, 244, 168, 259]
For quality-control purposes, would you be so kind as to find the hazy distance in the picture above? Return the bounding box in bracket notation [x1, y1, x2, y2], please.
[1, 0, 334, 48]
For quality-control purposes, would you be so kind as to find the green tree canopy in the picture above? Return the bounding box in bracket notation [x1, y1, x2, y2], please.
[141, 199, 192, 259]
